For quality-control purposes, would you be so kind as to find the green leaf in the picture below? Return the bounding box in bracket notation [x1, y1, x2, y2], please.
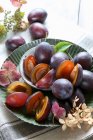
[54, 41, 72, 52]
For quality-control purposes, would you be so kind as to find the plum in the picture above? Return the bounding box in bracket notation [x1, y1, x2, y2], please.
[7, 81, 32, 95]
[24, 55, 37, 78]
[56, 60, 74, 79]
[70, 88, 85, 106]
[28, 8, 47, 24]
[6, 92, 29, 108]
[70, 64, 83, 86]
[5, 36, 26, 51]
[31, 63, 50, 84]
[26, 91, 51, 121]
[35, 42, 54, 64]
[60, 101, 72, 114]
[26, 91, 44, 114]
[50, 52, 69, 69]
[73, 52, 92, 70]
[52, 79, 73, 100]
[29, 22, 48, 40]
[36, 69, 55, 89]
[80, 70, 93, 91]
[36, 96, 51, 122]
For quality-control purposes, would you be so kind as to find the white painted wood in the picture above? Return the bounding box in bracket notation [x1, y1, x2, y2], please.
[78, 0, 93, 36]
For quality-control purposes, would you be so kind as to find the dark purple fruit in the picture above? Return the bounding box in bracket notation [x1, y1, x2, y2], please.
[5, 36, 26, 51]
[29, 23, 48, 40]
[52, 79, 73, 100]
[73, 52, 92, 70]
[50, 52, 69, 69]
[70, 88, 85, 106]
[59, 101, 72, 114]
[28, 8, 47, 24]
[35, 42, 54, 64]
[80, 70, 93, 91]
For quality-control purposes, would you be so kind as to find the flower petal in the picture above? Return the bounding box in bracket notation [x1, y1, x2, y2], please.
[8, 70, 21, 82]
[52, 101, 59, 116]
[2, 61, 17, 71]
[10, 0, 22, 7]
[10, 0, 27, 7]
[0, 69, 10, 86]
[56, 107, 66, 119]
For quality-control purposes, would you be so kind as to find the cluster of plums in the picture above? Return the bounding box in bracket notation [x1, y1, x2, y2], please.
[5, 41, 93, 122]
[5, 8, 48, 51]
[21, 41, 93, 120]
[6, 81, 51, 122]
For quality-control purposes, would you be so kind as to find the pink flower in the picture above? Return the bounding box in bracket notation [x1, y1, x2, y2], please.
[0, 61, 21, 87]
[52, 101, 66, 119]
[10, 0, 27, 7]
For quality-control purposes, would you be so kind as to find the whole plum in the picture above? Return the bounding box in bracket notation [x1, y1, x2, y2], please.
[50, 52, 69, 69]
[52, 79, 73, 100]
[80, 70, 93, 91]
[73, 52, 92, 70]
[28, 8, 47, 24]
[29, 23, 48, 40]
[70, 88, 85, 106]
[5, 36, 26, 51]
[35, 42, 54, 64]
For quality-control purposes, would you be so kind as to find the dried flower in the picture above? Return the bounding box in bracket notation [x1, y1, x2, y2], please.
[0, 6, 4, 13]
[52, 101, 66, 119]
[0, 61, 21, 87]
[0, 24, 7, 40]
[59, 97, 93, 131]
[0, 8, 27, 40]
[10, 0, 27, 7]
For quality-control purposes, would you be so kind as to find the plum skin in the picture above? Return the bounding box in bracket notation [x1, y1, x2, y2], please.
[50, 52, 69, 69]
[52, 79, 73, 100]
[35, 42, 54, 64]
[5, 36, 26, 51]
[29, 22, 48, 40]
[73, 51, 92, 70]
[70, 88, 85, 106]
[28, 8, 47, 24]
[80, 70, 93, 91]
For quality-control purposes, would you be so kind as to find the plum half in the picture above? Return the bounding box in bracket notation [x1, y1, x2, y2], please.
[26, 91, 51, 122]
[70, 64, 83, 86]
[56, 60, 74, 80]
[31, 63, 50, 84]
[6, 92, 29, 108]
[36, 69, 55, 89]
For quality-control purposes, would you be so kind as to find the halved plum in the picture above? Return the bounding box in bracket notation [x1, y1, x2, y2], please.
[24, 55, 37, 78]
[7, 81, 32, 95]
[56, 60, 74, 79]
[31, 63, 50, 84]
[6, 92, 29, 108]
[36, 96, 51, 122]
[36, 69, 55, 89]
[70, 64, 83, 86]
[26, 91, 44, 114]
